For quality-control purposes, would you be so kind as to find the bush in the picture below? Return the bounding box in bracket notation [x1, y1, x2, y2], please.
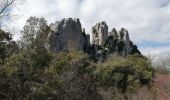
[0, 49, 53, 99]
[94, 54, 154, 92]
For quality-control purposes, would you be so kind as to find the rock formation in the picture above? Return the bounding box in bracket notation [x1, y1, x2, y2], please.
[48, 18, 140, 61]
[118, 28, 132, 56]
[92, 21, 108, 45]
[48, 18, 89, 52]
[90, 22, 141, 61]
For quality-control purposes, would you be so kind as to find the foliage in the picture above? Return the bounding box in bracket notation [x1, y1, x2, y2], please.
[21, 16, 50, 49]
[0, 29, 18, 64]
[94, 54, 154, 92]
[45, 51, 101, 100]
[0, 48, 53, 99]
[0, 17, 155, 100]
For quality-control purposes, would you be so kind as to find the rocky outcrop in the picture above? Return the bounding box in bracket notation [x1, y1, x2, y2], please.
[48, 18, 89, 52]
[48, 18, 140, 62]
[118, 28, 132, 56]
[92, 21, 108, 45]
[90, 22, 140, 61]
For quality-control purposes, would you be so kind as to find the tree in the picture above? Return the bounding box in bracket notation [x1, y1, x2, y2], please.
[20, 17, 52, 69]
[95, 54, 154, 93]
[2, 48, 53, 99]
[0, 29, 18, 64]
[21, 16, 50, 49]
[47, 51, 101, 100]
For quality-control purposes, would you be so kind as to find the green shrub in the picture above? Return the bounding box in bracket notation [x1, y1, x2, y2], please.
[94, 54, 154, 92]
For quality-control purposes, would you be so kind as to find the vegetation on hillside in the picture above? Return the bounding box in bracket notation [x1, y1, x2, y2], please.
[0, 17, 155, 100]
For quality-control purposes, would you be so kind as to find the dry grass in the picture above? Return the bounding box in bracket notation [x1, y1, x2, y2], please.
[129, 73, 170, 100]
[153, 73, 170, 100]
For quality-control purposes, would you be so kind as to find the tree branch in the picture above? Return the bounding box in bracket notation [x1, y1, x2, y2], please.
[0, 0, 15, 15]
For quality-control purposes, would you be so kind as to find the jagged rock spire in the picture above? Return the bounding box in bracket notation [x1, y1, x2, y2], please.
[118, 28, 130, 41]
[117, 28, 133, 56]
[92, 21, 108, 45]
[109, 28, 118, 39]
[48, 18, 140, 60]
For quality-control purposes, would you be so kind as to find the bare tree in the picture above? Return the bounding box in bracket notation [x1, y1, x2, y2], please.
[0, 0, 16, 17]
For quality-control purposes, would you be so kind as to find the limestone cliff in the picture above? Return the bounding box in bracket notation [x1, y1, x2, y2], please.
[48, 18, 89, 52]
[90, 22, 140, 61]
[48, 18, 140, 61]
[92, 21, 108, 45]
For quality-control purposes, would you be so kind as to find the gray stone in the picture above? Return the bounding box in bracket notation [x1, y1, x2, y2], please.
[119, 28, 132, 55]
[48, 18, 140, 60]
[92, 21, 108, 45]
[118, 28, 132, 56]
[109, 28, 118, 39]
[48, 18, 88, 52]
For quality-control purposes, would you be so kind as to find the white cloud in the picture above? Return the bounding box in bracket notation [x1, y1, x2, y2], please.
[140, 46, 170, 57]
[140, 46, 170, 67]
[1, 0, 170, 60]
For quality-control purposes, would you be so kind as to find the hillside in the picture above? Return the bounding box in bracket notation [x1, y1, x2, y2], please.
[0, 17, 165, 100]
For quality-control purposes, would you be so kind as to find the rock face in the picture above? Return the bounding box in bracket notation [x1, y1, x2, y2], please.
[92, 21, 108, 45]
[118, 28, 132, 56]
[48, 18, 89, 52]
[90, 22, 140, 61]
[48, 18, 140, 61]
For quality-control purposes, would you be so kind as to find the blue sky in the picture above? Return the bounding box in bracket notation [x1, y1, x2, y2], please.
[1, 0, 170, 60]
[139, 41, 170, 48]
